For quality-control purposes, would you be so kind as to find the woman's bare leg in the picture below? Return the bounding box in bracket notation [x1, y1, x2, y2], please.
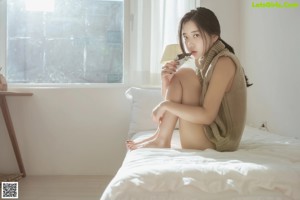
[175, 69, 215, 150]
[129, 68, 215, 150]
[128, 73, 182, 150]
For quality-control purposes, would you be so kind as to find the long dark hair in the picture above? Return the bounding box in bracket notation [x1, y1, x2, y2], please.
[178, 7, 252, 87]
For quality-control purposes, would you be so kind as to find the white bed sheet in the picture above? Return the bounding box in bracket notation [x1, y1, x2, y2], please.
[101, 126, 300, 200]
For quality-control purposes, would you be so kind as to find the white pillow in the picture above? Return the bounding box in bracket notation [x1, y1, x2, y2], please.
[125, 87, 163, 138]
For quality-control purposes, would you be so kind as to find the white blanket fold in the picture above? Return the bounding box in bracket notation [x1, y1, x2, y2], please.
[101, 126, 300, 200]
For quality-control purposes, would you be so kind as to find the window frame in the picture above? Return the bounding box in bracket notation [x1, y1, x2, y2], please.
[0, 0, 130, 88]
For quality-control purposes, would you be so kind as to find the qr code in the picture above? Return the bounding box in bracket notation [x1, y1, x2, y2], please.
[1, 182, 18, 199]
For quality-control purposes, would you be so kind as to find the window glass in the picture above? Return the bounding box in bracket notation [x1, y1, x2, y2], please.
[7, 0, 123, 83]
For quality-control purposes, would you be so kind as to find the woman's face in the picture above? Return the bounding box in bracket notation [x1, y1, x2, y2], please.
[182, 20, 213, 59]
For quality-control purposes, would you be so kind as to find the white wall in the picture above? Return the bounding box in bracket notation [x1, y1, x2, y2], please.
[240, 0, 300, 136]
[201, 0, 241, 57]
[0, 87, 131, 175]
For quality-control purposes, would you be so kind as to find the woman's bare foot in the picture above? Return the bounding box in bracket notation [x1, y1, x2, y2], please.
[126, 131, 159, 149]
[128, 134, 170, 150]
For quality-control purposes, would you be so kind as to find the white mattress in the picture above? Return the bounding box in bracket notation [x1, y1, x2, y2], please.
[100, 126, 300, 200]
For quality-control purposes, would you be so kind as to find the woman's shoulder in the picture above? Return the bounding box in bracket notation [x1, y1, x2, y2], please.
[212, 53, 237, 72]
[212, 50, 241, 70]
[215, 56, 235, 65]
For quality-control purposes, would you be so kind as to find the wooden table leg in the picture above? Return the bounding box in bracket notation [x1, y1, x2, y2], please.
[0, 96, 26, 177]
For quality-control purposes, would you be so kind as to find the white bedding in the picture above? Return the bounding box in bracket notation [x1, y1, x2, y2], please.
[101, 126, 300, 200]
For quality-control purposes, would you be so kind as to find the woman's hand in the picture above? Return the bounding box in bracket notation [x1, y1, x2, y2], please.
[161, 61, 178, 87]
[152, 101, 168, 123]
[161, 61, 178, 97]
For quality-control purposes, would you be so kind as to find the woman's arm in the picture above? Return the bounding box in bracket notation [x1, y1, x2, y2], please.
[161, 61, 178, 97]
[154, 57, 236, 124]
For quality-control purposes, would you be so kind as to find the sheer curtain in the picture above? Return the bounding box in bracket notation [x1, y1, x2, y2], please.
[127, 0, 200, 86]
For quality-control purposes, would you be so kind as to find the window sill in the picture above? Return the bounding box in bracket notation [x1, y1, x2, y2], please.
[6, 83, 130, 89]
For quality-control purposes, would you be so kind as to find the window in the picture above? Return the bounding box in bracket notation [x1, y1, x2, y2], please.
[3, 0, 124, 84]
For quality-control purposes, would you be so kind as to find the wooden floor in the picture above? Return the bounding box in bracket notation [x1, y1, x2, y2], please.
[17, 175, 113, 200]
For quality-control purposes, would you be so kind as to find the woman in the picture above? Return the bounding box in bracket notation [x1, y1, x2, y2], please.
[127, 7, 251, 152]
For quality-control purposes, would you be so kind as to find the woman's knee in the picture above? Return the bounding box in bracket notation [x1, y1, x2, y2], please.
[174, 68, 201, 105]
[167, 69, 194, 99]
[166, 75, 182, 102]
[167, 68, 201, 104]
[175, 68, 200, 87]
[175, 68, 196, 79]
